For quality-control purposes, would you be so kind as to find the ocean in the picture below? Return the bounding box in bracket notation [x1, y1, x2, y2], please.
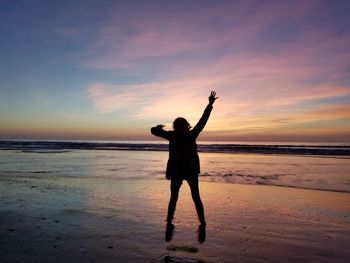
[0, 140, 349, 193]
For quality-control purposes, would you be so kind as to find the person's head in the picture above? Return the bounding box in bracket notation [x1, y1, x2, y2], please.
[173, 117, 191, 133]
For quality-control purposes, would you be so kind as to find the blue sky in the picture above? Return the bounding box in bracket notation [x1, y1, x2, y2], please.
[1, 0, 350, 142]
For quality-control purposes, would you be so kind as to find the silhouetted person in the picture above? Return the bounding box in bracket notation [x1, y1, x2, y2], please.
[151, 91, 218, 243]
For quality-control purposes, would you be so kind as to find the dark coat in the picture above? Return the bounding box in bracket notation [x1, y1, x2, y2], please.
[151, 104, 213, 180]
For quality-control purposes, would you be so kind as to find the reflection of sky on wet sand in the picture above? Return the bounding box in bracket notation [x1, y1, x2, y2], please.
[199, 152, 350, 192]
[198, 182, 350, 262]
[1, 168, 350, 262]
[1, 149, 349, 193]
[82, 178, 350, 261]
[87, 150, 168, 179]
[1, 148, 349, 262]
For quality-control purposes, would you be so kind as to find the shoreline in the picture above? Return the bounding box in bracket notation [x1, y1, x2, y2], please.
[2, 171, 350, 195]
[1, 140, 350, 157]
[1, 174, 350, 262]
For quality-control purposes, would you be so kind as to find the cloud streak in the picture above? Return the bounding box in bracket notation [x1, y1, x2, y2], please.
[85, 1, 350, 140]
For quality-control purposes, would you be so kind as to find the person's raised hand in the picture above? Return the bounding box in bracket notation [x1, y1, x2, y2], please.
[209, 91, 218, 105]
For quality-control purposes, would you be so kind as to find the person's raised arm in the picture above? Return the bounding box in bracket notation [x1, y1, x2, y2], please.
[192, 91, 218, 138]
[150, 124, 171, 140]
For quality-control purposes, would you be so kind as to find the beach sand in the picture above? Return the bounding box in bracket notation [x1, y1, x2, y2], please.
[1, 174, 350, 262]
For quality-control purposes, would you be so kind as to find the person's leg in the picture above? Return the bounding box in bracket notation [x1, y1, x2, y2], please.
[165, 179, 182, 242]
[187, 176, 206, 224]
[167, 179, 182, 223]
[187, 176, 206, 243]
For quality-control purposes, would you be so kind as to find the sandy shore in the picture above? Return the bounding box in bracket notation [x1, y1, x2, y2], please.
[1, 174, 350, 262]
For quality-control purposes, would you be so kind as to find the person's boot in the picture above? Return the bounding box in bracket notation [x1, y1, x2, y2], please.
[165, 222, 175, 242]
[198, 223, 206, 243]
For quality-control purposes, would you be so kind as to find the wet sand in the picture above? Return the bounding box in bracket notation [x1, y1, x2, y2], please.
[1, 174, 350, 262]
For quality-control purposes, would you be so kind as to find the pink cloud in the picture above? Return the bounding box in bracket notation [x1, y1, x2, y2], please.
[82, 1, 350, 139]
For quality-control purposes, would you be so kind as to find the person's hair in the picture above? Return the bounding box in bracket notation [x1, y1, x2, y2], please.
[173, 117, 191, 132]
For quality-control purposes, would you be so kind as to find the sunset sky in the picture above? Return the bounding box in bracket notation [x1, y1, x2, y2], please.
[1, 0, 349, 142]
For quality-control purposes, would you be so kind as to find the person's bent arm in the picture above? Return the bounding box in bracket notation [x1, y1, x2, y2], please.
[150, 124, 171, 140]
